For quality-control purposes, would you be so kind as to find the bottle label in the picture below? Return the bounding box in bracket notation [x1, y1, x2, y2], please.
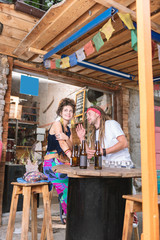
[80, 155, 87, 167]
[70, 158, 72, 166]
[95, 156, 102, 168]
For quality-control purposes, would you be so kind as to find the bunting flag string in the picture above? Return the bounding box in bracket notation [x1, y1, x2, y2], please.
[100, 18, 115, 41]
[76, 47, 86, 62]
[84, 40, 95, 57]
[44, 12, 140, 70]
[131, 29, 137, 52]
[157, 44, 160, 62]
[92, 32, 104, 52]
[117, 13, 135, 30]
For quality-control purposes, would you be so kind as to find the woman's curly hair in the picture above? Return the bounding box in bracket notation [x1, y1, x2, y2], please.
[56, 98, 76, 116]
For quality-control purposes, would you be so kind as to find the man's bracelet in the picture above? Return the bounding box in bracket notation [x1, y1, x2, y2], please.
[103, 148, 106, 157]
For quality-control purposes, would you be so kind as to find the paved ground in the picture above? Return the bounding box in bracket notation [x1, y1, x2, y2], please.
[0, 187, 142, 240]
[0, 190, 66, 240]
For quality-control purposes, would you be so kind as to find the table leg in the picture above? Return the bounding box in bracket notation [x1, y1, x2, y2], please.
[21, 186, 31, 240]
[31, 193, 37, 240]
[6, 185, 19, 240]
[42, 185, 54, 240]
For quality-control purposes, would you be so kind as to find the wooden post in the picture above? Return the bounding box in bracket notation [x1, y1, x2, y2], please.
[136, 0, 159, 239]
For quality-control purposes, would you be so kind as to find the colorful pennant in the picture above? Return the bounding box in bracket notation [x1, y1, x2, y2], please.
[61, 57, 70, 69]
[131, 29, 137, 51]
[100, 19, 115, 41]
[92, 32, 104, 52]
[84, 40, 95, 56]
[44, 60, 51, 69]
[76, 47, 86, 62]
[69, 53, 77, 67]
[50, 60, 56, 69]
[118, 13, 135, 30]
[56, 59, 61, 68]
[157, 44, 160, 62]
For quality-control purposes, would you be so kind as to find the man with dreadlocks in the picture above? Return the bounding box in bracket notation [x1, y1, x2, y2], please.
[76, 105, 133, 165]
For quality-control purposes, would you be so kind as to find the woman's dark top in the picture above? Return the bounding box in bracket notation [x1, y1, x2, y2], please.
[47, 123, 71, 155]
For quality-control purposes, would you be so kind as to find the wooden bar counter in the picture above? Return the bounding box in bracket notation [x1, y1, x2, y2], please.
[52, 164, 141, 240]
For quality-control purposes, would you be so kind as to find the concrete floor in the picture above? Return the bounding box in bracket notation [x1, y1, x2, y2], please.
[0, 189, 66, 240]
[0, 187, 142, 240]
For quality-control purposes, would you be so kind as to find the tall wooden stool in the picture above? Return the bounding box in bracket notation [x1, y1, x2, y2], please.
[6, 182, 54, 240]
[122, 194, 160, 240]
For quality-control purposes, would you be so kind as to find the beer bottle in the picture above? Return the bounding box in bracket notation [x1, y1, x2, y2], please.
[80, 140, 87, 169]
[70, 145, 78, 167]
[94, 140, 102, 170]
[77, 144, 80, 166]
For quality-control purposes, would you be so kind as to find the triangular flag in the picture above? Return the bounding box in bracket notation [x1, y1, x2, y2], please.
[157, 44, 160, 62]
[61, 57, 70, 69]
[56, 59, 61, 68]
[84, 40, 95, 56]
[50, 60, 56, 69]
[118, 13, 135, 30]
[92, 32, 104, 52]
[69, 53, 77, 67]
[100, 19, 115, 41]
[76, 47, 86, 62]
[131, 29, 137, 51]
[152, 41, 156, 59]
[44, 60, 51, 69]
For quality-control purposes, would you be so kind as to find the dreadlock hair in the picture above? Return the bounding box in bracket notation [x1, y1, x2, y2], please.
[89, 106, 111, 148]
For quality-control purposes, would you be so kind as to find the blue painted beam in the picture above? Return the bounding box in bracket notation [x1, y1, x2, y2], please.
[133, 22, 160, 43]
[153, 76, 160, 82]
[44, 7, 118, 61]
[77, 60, 135, 80]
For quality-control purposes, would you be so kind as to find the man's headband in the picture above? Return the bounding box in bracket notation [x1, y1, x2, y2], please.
[87, 107, 101, 116]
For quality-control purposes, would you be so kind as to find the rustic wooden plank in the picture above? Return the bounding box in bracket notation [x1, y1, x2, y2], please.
[0, 3, 39, 23]
[29, 3, 106, 61]
[52, 164, 141, 178]
[2, 25, 27, 40]
[79, 50, 137, 76]
[94, 0, 160, 33]
[13, 59, 119, 91]
[28, 47, 61, 59]
[0, 12, 35, 32]
[13, 0, 96, 57]
[0, 35, 20, 48]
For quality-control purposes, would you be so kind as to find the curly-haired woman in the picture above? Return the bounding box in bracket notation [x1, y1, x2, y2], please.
[43, 98, 76, 223]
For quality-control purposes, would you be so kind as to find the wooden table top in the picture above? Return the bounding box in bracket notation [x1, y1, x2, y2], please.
[52, 164, 141, 178]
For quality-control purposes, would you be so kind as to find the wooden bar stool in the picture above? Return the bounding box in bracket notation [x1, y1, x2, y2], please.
[122, 194, 160, 240]
[6, 182, 54, 240]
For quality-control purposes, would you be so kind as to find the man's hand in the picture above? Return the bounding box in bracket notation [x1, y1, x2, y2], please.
[76, 124, 86, 141]
[87, 149, 95, 159]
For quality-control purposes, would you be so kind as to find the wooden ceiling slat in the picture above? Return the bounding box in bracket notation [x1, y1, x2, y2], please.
[41, 4, 106, 52]
[0, 35, 20, 48]
[94, 0, 160, 33]
[0, 12, 35, 32]
[13, 0, 96, 57]
[0, 3, 39, 23]
[29, 4, 106, 61]
[2, 25, 27, 40]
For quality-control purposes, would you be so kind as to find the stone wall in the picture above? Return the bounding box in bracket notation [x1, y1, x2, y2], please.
[128, 89, 141, 167]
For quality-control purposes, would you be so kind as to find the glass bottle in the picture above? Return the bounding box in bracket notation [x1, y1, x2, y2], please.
[80, 140, 87, 169]
[70, 145, 78, 167]
[94, 140, 102, 170]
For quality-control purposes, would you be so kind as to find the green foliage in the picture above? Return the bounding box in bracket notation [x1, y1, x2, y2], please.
[24, 0, 63, 11]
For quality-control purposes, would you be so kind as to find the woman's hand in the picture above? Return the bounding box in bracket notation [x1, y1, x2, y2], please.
[76, 124, 85, 141]
[56, 132, 69, 141]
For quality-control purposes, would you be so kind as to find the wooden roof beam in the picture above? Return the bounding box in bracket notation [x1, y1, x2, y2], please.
[94, 0, 160, 33]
